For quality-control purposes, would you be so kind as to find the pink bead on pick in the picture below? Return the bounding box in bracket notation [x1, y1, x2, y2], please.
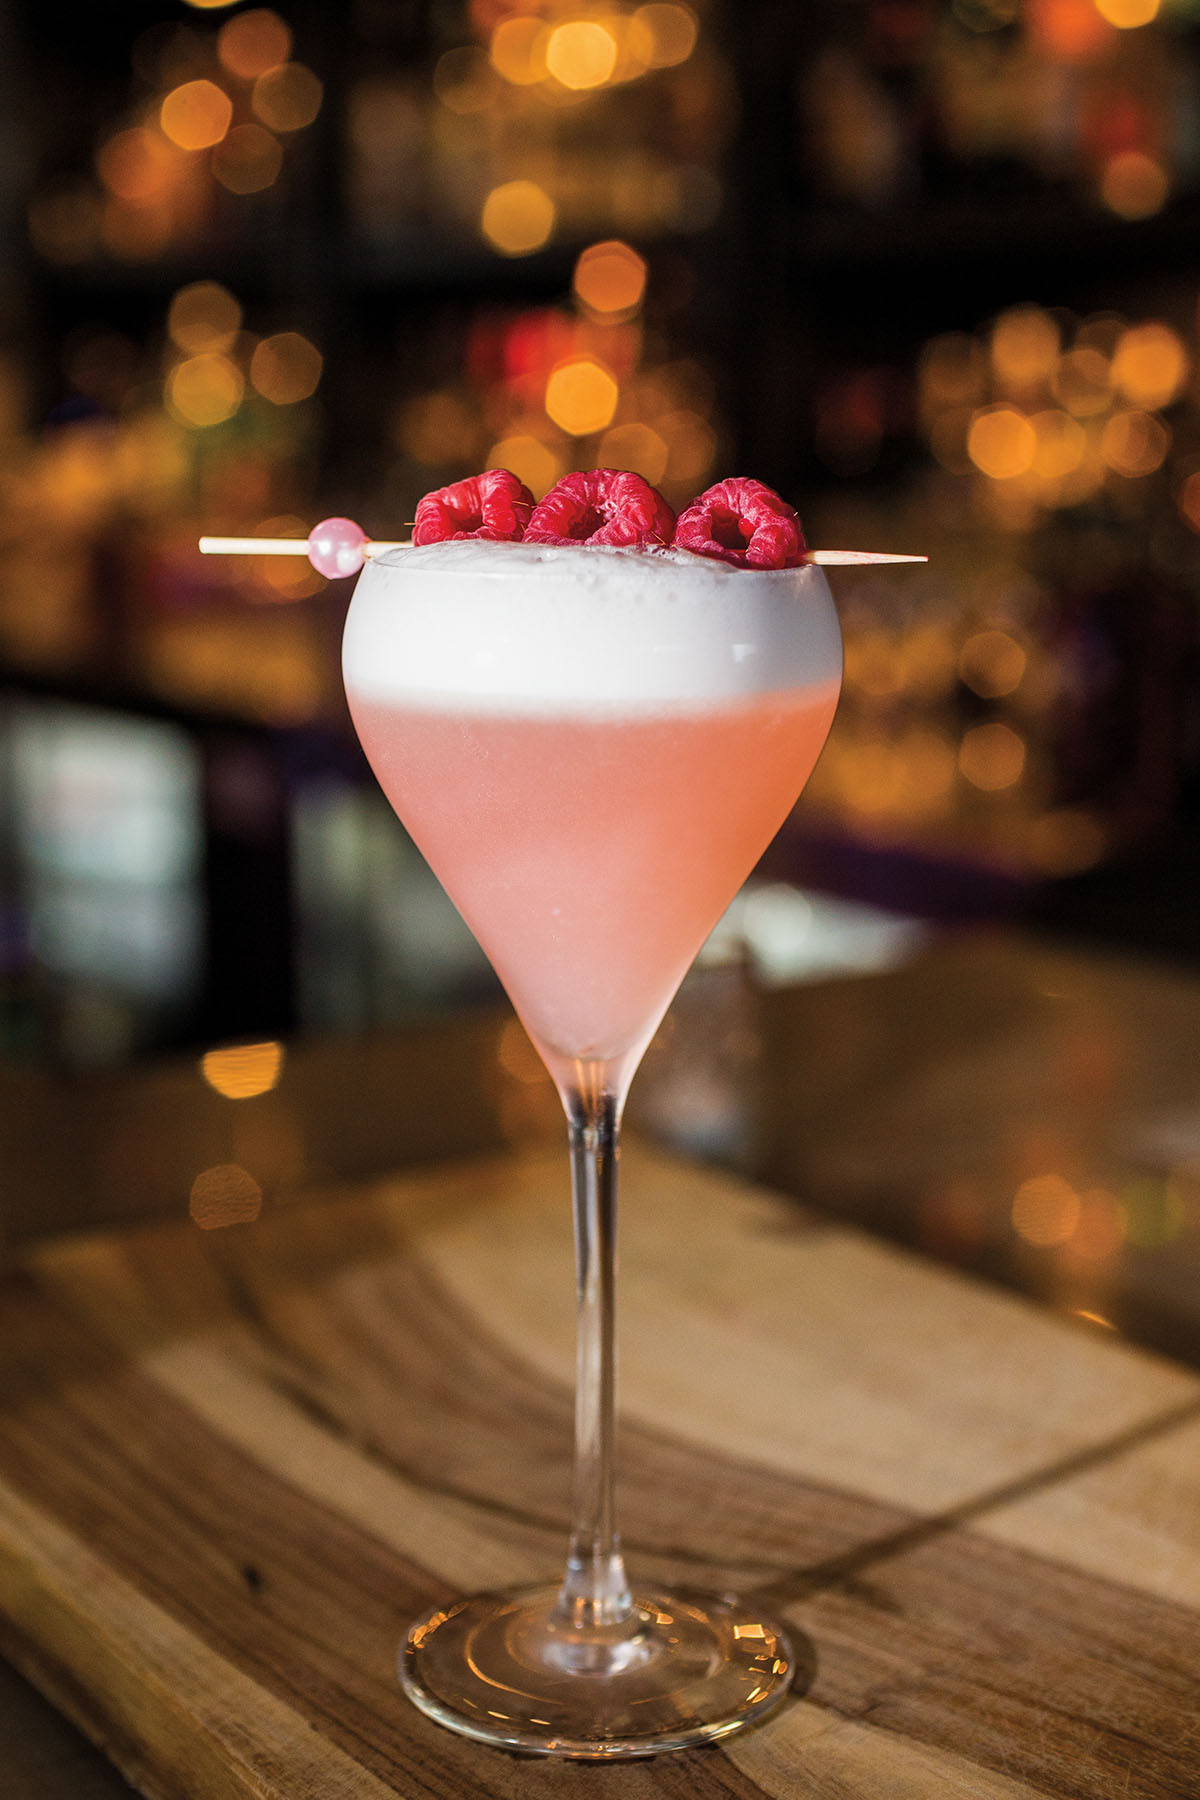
[307, 516, 367, 578]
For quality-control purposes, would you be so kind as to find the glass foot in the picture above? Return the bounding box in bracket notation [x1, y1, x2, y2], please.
[400, 1583, 794, 1759]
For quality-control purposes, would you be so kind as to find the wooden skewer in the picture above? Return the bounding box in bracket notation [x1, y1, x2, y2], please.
[198, 536, 927, 566]
[808, 550, 928, 566]
[198, 537, 409, 557]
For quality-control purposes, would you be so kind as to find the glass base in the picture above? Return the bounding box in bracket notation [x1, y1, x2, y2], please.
[400, 1583, 794, 1759]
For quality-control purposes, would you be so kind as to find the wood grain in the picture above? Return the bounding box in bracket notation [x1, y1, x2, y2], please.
[1, 1148, 1198, 1798]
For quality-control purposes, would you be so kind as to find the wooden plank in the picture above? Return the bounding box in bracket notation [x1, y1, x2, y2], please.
[982, 1409, 1200, 1611]
[2, 1149, 1198, 1799]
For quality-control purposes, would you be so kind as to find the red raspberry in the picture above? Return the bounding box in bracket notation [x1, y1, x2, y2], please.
[411, 469, 534, 545]
[525, 469, 676, 549]
[674, 478, 807, 570]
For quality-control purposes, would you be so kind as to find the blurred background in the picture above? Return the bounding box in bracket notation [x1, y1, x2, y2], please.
[0, 0, 1195, 1357]
[3, 0, 1200, 1073]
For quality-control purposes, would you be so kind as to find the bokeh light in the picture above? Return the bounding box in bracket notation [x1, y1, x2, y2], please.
[631, 3, 701, 67]
[218, 9, 292, 80]
[1012, 1173, 1080, 1245]
[212, 122, 283, 194]
[596, 421, 669, 484]
[201, 1040, 284, 1098]
[546, 21, 619, 89]
[160, 79, 233, 151]
[1026, 0, 1112, 60]
[490, 17, 549, 85]
[1028, 808, 1108, 873]
[967, 405, 1037, 478]
[1110, 323, 1189, 408]
[249, 332, 323, 404]
[545, 357, 620, 434]
[1051, 346, 1112, 415]
[1065, 1188, 1126, 1261]
[1177, 468, 1200, 532]
[96, 128, 179, 204]
[486, 435, 564, 497]
[167, 352, 245, 427]
[574, 240, 648, 317]
[252, 62, 323, 132]
[1094, 0, 1160, 23]
[253, 515, 324, 600]
[958, 630, 1027, 698]
[1100, 408, 1170, 476]
[481, 179, 556, 254]
[959, 721, 1026, 790]
[189, 1163, 263, 1228]
[990, 307, 1060, 389]
[1030, 409, 1087, 479]
[1101, 150, 1169, 218]
[168, 281, 242, 353]
[657, 408, 716, 485]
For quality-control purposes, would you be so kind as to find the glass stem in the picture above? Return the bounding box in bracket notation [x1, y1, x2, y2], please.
[553, 1072, 634, 1642]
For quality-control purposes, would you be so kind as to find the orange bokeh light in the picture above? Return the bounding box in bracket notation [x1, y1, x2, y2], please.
[486, 435, 564, 498]
[1026, 0, 1111, 61]
[218, 8, 292, 80]
[545, 20, 619, 89]
[1101, 409, 1170, 477]
[213, 123, 284, 194]
[631, 3, 700, 67]
[252, 62, 323, 132]
[1110, 323, 1189, 408]
[990, 307, 1060, 390]
[1030, 409, 1087, 479]
[201, 1041, 284, 1098]
[167, 352, 244, 427]
[958, 630, 1027, 699]
[490, 17, 549, 84]
[189, 1163, 263, 1229]
[168, 281, 242, 353]
[96, 127, 180, 204]
[1095, 0, 1159, 23]
[1178, 469, 1200, 532]
[1101, 151, 1168, 219]
[160, 79, 234, 151]
[249, 332, 323, 404]
[545, 357, 620, 435]
[573, 240, 648, 317]
[1051, 345, 1112, 416]
[1012, 1174, 1080, 1246]
[481, 180, 556, 255]
[967, 404, 1037, 478]
[959, 721, 1026, 791]
[596, 421, 669, 485]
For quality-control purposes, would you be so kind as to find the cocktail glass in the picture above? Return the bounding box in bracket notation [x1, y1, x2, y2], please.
[342, 537, 842, 1758]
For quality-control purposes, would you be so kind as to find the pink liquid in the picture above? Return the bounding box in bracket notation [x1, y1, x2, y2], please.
[348, 686, 838, 1077]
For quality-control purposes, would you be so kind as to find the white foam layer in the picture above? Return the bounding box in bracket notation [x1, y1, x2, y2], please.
[342, 538, 842, 713]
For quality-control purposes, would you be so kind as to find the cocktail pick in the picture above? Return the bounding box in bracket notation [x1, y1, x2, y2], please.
[198, 518, 927, 576]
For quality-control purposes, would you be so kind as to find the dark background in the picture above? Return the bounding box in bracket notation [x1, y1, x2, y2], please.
[1, 0, 1199, 1068]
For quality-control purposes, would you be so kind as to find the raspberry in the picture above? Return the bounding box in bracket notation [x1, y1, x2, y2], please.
[674, 478, 806, 570]
[411, 469, 534, 545]
[525, 469, 676, 549]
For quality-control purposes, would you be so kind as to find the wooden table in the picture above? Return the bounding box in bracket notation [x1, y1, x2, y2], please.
[0, 1140, 1197, 1798]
